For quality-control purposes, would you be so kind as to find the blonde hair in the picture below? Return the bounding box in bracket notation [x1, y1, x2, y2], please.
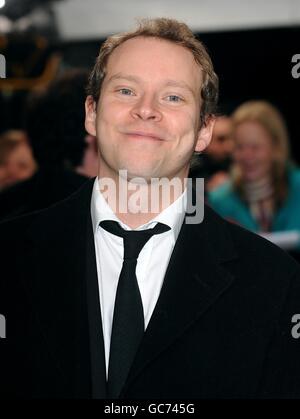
[232, 100, 290, 204]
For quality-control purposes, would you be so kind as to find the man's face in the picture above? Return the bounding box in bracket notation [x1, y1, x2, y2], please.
[85, 36, 214, 182]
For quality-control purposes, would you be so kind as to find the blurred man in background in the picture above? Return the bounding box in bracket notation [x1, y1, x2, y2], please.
[189, 113, 234, 193]
[205, 114, 234, 190]
[0, 129, 37, 191]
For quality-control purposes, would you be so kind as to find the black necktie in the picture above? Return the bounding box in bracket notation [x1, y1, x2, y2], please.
[100, 220, 170, 398]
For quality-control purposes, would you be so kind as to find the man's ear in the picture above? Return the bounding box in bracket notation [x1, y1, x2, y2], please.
[195, 116, 216, 153]
[85, 95, 97, 137]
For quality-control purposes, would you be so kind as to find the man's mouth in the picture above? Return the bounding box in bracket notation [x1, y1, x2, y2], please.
[124, 131, 164, 141]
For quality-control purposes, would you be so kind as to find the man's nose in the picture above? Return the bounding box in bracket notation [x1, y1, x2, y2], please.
[130, 94, 162, 121]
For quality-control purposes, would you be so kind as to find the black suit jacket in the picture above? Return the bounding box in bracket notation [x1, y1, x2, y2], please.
[1, 178, 300, 399]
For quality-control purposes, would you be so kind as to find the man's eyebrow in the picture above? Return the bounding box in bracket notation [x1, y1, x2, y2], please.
[164, 80, 195, 96]
[106, 73, 141, 84]
[107, 74, 196, 96]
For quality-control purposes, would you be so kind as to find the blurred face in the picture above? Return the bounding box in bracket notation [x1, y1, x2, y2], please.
[233, 121, 274, 182]
[0, 143, 36, 189]
[207, 116, 233, 161]
[85, 36, 214, 183]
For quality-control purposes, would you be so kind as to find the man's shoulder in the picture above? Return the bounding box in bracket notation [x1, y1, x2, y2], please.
[203, 205, 300, 277]
[0, 210, 37, 241]
[0, 178, 95, 244]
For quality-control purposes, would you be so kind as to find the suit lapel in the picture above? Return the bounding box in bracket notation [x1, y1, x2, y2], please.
[85, 208, 108, 398]
[123, 206, 238, 394]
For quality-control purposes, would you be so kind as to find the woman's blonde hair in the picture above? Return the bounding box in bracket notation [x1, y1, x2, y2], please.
[232, 100, 290, 205]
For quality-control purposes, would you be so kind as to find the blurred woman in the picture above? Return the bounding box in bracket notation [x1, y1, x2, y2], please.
[209, 101, 300, 236]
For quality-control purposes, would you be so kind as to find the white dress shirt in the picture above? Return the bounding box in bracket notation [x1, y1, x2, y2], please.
[90, 177, 187, 376]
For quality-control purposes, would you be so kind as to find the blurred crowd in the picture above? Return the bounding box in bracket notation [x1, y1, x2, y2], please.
[0, 69, 98, 220]
[190, 100, 300, 256]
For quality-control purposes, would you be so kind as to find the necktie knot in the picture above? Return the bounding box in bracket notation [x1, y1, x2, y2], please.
[100, 220, 170, 260]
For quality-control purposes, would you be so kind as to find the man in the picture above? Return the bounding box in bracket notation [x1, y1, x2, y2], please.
[189, 113, 234, 193]
[204, 114, 234, 191]
[1, 18, 300, 399]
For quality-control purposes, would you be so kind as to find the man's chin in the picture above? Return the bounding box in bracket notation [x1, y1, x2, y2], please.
[123, 171, 157, 184]
[117, 165, 161, 183]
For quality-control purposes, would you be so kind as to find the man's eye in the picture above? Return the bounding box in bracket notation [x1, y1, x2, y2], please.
[118, 88, 134, 96]
[166, 95, 182, 102]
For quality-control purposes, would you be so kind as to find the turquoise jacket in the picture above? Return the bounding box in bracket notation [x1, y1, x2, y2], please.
[208, 169, 300, 234]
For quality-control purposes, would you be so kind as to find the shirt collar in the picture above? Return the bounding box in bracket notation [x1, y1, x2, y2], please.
[91, 177, 186, 242]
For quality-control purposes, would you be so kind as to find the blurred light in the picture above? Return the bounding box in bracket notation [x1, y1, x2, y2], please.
[0, 0, 5, 9]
